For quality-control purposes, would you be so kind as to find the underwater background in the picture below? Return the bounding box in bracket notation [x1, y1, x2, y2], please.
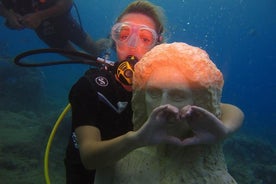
[0, 0, 275, 183]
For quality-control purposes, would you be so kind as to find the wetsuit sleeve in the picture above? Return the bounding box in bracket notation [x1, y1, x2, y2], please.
[69, 77, 99, 130]
[0, 1, 12, 9]
[0, 0, 13, 17]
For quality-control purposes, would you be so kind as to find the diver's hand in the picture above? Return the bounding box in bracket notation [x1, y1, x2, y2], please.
[179, 105, 228, 146]
[134, 105, 185, 146]
[5, 11, 24, 30]
[21, 13, 42, 29]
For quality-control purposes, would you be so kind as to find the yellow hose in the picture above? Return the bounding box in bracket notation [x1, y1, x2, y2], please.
[44, 103, 71, 184]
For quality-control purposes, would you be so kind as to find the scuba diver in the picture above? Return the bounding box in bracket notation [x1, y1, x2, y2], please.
[0, 0, 109, 58]
[64, 1, 165, 183]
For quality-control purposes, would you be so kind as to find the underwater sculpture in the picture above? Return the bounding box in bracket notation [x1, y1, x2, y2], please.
[95, 42, 237, 183]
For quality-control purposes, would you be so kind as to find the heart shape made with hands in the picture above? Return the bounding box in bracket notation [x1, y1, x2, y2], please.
[142, 104, 228, 146]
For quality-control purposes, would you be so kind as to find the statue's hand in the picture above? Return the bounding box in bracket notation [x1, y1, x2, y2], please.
[135, 104, 184, 146]
[178, 105, 228, 146]
[134, 105, 228, 147]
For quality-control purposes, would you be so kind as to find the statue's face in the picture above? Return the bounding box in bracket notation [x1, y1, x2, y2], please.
[145, 67, 194, 116]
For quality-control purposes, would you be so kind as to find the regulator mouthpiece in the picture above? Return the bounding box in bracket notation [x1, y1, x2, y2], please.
[115, 55, 138, 86]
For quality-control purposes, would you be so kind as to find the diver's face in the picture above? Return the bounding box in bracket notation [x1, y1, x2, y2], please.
[145, 67, 194, 116]
[114, 13, 158, 61]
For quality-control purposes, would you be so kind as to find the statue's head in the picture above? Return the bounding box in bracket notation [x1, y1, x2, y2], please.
[132, 42, 224, 130]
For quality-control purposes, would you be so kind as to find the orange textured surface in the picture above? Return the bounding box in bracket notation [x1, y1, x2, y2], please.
[133, 42, 224, 90]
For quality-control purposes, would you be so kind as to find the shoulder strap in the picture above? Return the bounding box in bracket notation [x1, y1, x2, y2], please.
[84, 68, 124, 113]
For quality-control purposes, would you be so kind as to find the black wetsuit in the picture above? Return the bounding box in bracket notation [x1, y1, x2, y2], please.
[65, 67, 133, 184]
[1, 0, 88, 49]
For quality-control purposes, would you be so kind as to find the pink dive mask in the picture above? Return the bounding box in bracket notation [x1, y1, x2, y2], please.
[111, 22, 158, 49]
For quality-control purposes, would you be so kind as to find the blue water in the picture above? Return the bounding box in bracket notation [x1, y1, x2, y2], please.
[0, 0, 275, 183]
[2, 0, 275, 143]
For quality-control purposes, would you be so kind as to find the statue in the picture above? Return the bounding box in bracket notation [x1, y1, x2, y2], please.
[95, 42, 237, 184]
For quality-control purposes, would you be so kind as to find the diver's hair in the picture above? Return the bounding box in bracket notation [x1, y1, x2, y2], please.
[116, 0, 166, 37]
